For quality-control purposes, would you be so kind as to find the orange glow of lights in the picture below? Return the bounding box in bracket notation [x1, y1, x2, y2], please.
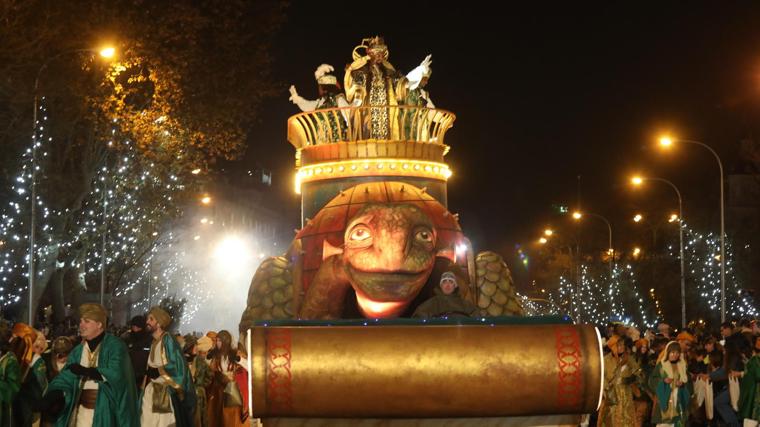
[296, 159, 452, 185]
[355, 293, 407, 318]
[99, 46, 116, 58]
[659, 136, 674, 148]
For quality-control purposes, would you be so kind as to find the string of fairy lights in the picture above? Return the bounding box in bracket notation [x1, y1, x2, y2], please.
[547, 263, 658, 329]
[0, 99, 53, 306]
[0, 100, 209, 325]
[526, 221, 757, 329]
[668, 226, 757, 318]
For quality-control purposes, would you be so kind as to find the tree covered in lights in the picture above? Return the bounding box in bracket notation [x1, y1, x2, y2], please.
[0, 2, 286, 320]
[675, 225, 757, 321]
[535, 259, 658, 329]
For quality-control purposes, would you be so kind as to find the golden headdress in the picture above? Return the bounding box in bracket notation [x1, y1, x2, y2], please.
[149, 306, 172, 329]
[79, 303, 107, 327]
[11, 322, 37, 365]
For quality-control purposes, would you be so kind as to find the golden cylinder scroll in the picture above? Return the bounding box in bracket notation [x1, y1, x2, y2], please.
[251, 324, 602, 418]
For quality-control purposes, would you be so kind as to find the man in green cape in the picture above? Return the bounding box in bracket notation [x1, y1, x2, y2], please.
[42, 303, 139, 427]
[140, 306, 196, 426]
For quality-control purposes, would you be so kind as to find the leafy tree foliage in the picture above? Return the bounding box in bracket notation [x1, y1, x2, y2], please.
[0, 0, 287, 320]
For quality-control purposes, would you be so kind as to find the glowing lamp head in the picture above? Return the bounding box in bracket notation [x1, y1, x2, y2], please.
[668, 213, 678, 223]
[201, 195, 211, 205]
[633, 247, 641, 257]
[544, 229, 553, 237]
[99, 47, 116, 58]
[633, 214, 643, 223]
[572, 212, 582, 220]
[539, 237, 548, 244]
[631, 176, 643, 186]
[659, 136, 674, 148]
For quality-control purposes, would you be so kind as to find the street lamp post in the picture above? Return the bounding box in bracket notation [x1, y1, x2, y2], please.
[572, 211, 614, 324]
[100, 176, 108, 306]
[660, 137, 726, 322]
[574, 211, 614, 285]
[632, 176, 686, 328]
[538, 232, 579, 321]
[28, 47, 115, 323]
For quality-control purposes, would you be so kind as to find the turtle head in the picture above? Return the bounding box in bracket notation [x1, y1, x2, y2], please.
[327, 203, 440, 317]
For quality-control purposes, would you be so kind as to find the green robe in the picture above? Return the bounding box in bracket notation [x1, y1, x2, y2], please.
[191, 356, 212, 427]
[0, 352, 21, 427]
[648, 362, 691, 426]
[740, 354, 760, 420]
[46, 334, 139, 427]
[139, 333, 196, 426]
[15, 355, 47, 426]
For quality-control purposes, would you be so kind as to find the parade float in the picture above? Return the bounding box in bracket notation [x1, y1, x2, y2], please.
[239, 37, 603, 426]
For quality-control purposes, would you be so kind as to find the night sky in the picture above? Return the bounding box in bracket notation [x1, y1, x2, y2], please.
[242, 2, 760, 261]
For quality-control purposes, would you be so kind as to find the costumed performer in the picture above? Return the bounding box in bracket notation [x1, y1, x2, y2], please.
[140, 306, 196, 426]
[42, 303, 138, 427]
[648, 341, 691, 427]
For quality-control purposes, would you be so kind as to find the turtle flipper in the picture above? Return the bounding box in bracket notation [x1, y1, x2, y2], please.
[475, 251, 524, 316]
[239, 255, 295, 333]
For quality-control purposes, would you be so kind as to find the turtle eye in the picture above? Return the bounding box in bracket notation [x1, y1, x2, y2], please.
[348, 225, 372, 242]
[414, 227, 434, 245]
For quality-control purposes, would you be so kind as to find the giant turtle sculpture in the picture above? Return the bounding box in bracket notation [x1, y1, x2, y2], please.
[239, 181, 523, 331]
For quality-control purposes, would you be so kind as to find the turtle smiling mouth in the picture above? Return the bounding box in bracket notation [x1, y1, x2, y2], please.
[346, 267, 430, 300]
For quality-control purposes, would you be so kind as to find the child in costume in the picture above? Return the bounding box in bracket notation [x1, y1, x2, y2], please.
[648, 341, 691, 427]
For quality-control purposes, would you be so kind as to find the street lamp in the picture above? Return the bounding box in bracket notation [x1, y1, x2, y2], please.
[99, 47, 116, 58]
[631, 174, 687, 328]
[573, 211, 614, 282]
[657, 135, 725, 322]
[633, 214, 643, 223]
[29, 46, 116, 323]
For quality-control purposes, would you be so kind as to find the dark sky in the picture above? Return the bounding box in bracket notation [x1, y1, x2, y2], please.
[242, 1, 760, 259]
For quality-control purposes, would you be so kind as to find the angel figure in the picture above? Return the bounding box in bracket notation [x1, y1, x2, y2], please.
[289, 64, 354, 142]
